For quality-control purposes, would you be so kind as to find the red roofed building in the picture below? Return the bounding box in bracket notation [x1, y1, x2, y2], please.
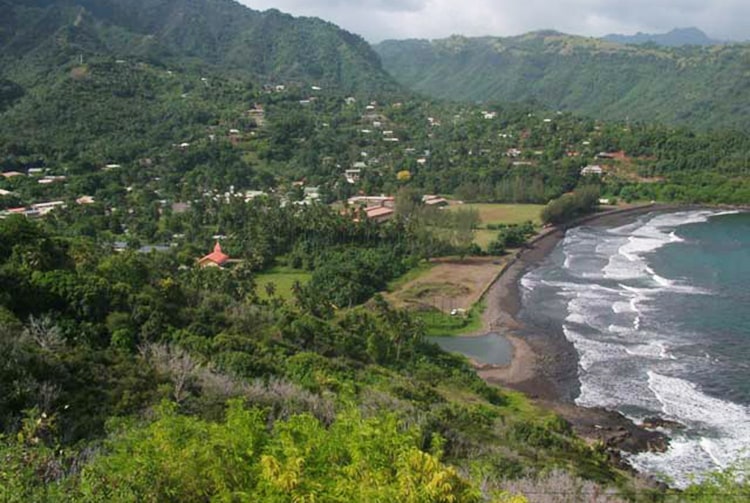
[198, 242, 230, 268]
[364, 205, 395, 223]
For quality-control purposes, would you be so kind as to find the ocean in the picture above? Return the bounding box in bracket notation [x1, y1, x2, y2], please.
[519, 209, 750, 487]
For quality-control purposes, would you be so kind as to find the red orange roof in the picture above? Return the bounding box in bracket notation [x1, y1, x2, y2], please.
[199, 242, 230, 266]
[365, 206, 394, 218]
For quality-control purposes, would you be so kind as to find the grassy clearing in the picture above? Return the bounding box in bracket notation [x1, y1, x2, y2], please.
[386, 261, 435, 292]
[416, 299, 485, 337]
[474, 229, 498, 249]
[449, 203, 544, 250]
[255, 266, 311, 300]
[452, 203, 544, 227]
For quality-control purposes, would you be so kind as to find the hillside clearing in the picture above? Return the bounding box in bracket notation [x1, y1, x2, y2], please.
[386, 256, 507, 313]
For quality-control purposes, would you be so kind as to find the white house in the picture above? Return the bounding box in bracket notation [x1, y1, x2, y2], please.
[345, 169, 362, 184]
[581, 165, 603, 176]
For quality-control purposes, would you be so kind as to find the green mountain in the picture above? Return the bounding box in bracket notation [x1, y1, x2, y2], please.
[374, 32, 750, 130]
[603, 27, 723, 47]
[0, 0, 403, 166]
[0, 0, 397, 93]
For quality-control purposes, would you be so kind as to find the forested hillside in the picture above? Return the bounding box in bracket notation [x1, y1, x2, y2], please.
[0, 0, 397, 93]
[375, 32, 750, 130]
[1, 1, 749, 500]
[602, 27, 723, 47]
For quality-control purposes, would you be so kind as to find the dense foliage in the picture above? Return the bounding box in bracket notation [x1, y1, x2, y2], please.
[375, 32, 750, 130]
[0, 212, 645, 501]
[0, 0, 397, 94]
[541, 186, 601, 225]
[0, 0, 748, 499]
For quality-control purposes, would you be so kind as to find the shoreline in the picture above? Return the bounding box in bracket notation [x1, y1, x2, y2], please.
[468, 203, 680, 459]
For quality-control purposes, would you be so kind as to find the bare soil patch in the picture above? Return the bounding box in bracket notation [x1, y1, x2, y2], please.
[387, 256, 507, 313]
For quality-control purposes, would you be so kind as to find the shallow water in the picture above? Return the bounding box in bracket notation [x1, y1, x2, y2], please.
[428, 333, 513, 366]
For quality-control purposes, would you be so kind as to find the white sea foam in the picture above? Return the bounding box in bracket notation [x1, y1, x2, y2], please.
[562, 326, 625, 372]
[603, 210, 726, 284]
[520, 275, 538, 291]
[624, 341, 673, 360]
[627, 372, 750, 487]
[533, 209, 749, 486]
[627, 438, 718, 488]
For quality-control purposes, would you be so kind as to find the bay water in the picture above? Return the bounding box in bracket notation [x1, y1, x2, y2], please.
[520, 209, 750, 487]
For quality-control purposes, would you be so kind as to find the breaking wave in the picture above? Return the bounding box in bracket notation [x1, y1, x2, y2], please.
[521, 209, 749, 487]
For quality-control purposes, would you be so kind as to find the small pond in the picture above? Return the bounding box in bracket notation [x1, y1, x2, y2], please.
[428, 333, 513, 366]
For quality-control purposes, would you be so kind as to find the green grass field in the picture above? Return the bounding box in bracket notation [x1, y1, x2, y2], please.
[416, 300, 485, 337]
[455, 203, 544, 226]
[449, 203, 544, 249]
[255, 266, 312, 300]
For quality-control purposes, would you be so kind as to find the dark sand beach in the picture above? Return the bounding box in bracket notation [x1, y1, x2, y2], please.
[471, 204, 679, 458]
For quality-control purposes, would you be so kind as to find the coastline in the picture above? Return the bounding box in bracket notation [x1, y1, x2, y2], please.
[469, 204, 679, 458]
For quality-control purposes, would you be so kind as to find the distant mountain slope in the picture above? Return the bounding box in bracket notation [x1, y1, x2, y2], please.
[0, 0, 397, 93]
[374, 32, 750, 130]
[603, 27, 723, 47]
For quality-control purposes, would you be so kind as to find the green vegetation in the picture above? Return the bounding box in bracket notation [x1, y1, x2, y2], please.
[1, 0, 397, 94]
[418, 300, 486, 337]
[487, 221, 537, 256]
[455, 203, 544, 227]
[255, 266, 312, 301]
[0, 0, 748, 499]
[0, 212, 640, 501]
[541, 186, 601, 225]
[450, 204, 542, 250]
[375, 32, 750, 130]
[16, 401, 480, 502]
[0, 188, 660, 500]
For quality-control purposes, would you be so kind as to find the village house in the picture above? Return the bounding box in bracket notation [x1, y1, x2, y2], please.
[76, 196, 95, 205]
[4, 207, 27, 216]
[596, 150, 628, 161]
[347, 195, 395, 208]
[303, 186, 320, 202]
[31, 201, 65, 215]
[422, 195, 449, 207]
[363, 205, 394, 224]
[243, 190, 267, 202]
[247, 105, 265, 127]
[346, 162, 366, 184]
[2, 200, 66, 219]
[581, 165, 603, 176]
[38, 175, 66, 184]
[197, 242, 231, 268]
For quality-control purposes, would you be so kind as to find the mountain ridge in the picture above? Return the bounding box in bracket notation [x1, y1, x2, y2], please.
[374, 31, 750, 130]
[0, 0, 398, 93]
[603, 27, 724, 47]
